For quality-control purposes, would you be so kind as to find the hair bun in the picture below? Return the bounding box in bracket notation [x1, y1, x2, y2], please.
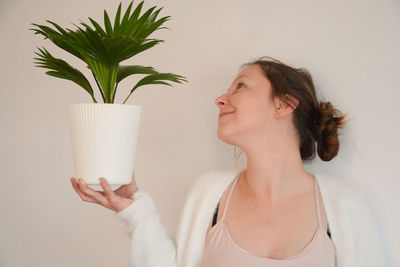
[315, 101, 348, 161]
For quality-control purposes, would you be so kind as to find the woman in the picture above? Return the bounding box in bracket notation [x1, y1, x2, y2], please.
[70, 56, 390, 267]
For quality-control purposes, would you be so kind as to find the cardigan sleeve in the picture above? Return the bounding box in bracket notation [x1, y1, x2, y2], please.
[114, 188, 177, 267]
[346, 186, 393, 267]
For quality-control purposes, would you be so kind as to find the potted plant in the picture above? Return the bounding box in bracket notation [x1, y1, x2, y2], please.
[31, 0, 187, 185]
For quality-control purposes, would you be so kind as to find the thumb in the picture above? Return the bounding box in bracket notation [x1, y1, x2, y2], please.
[115, 170, 138, 196]
[129, 169, 138, 191]
[130, 169, 136, 184]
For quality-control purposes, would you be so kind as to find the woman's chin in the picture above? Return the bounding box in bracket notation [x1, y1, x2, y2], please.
[217, 128, 235, 144]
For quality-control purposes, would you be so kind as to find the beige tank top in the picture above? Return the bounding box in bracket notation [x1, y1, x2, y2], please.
[201, 174, 336, 267]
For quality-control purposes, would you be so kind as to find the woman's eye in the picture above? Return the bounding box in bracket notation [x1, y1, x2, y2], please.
[237, 82, 244, 89]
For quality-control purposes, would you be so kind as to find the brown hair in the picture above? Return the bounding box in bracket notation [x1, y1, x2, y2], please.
[237, 56, 350, 162]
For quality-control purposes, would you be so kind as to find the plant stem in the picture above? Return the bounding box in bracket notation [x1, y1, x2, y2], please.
[112, 82, 118, 103]
[91, 70, 106, 103]
[91, 95, 98, 103]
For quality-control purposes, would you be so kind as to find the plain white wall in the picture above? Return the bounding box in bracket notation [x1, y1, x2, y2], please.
[1, 0, 399, 266]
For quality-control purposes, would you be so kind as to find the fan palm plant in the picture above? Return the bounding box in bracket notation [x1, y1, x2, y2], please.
[30, 0, 187, 104]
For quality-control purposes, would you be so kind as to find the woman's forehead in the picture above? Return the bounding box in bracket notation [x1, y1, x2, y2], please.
[236, 64, 264, 79]
[236, 65, 270, 86]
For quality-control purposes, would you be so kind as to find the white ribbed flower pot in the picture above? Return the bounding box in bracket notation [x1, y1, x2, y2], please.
[69, 103, 141, 185]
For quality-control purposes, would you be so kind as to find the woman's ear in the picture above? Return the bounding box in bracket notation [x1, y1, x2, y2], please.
[284, 94, 299, 110]
[274, 94, 299, 116]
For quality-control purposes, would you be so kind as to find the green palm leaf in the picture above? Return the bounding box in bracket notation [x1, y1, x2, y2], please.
[117, 65, 158, 83]
[117, 1, 134, 37]
[103, 9, 113, 37]
[123, 72, 188, 104]
[30, 21, 84, 62]
[113, 3, 122, 36]
[33, 47, 97, 102]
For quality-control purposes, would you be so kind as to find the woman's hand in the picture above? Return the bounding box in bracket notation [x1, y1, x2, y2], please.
[70, 170, 139, 213]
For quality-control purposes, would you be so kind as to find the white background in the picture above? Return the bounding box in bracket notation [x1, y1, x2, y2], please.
[0, 0, 398, 266]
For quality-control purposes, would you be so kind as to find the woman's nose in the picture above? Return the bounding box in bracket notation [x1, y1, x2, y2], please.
[215, 94, 227, 108]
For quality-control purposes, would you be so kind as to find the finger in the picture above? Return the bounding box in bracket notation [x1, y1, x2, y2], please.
[71, 178, 106, 200]
[130, 169, 137, 185]
[74, 178, 106, 196]
[70, 178, 98, 203]
[124, 170, 137, 189]
[77, 178, 109, 205]
[99, 177, 117, 202]
[114, 171, 138, 196]
[78, 178, 107, 203]
[71, 178, 98, 203]
[115, 180, 137, 196]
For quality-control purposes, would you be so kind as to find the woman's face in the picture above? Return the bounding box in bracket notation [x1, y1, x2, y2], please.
[215, 64, 278, 145]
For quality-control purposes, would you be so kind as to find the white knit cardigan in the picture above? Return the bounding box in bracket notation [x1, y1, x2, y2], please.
[114, 169, 392, 267]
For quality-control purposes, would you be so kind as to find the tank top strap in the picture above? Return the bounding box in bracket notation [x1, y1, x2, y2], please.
[314, 175, 323, 228]
[221, 173, 240, 219]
